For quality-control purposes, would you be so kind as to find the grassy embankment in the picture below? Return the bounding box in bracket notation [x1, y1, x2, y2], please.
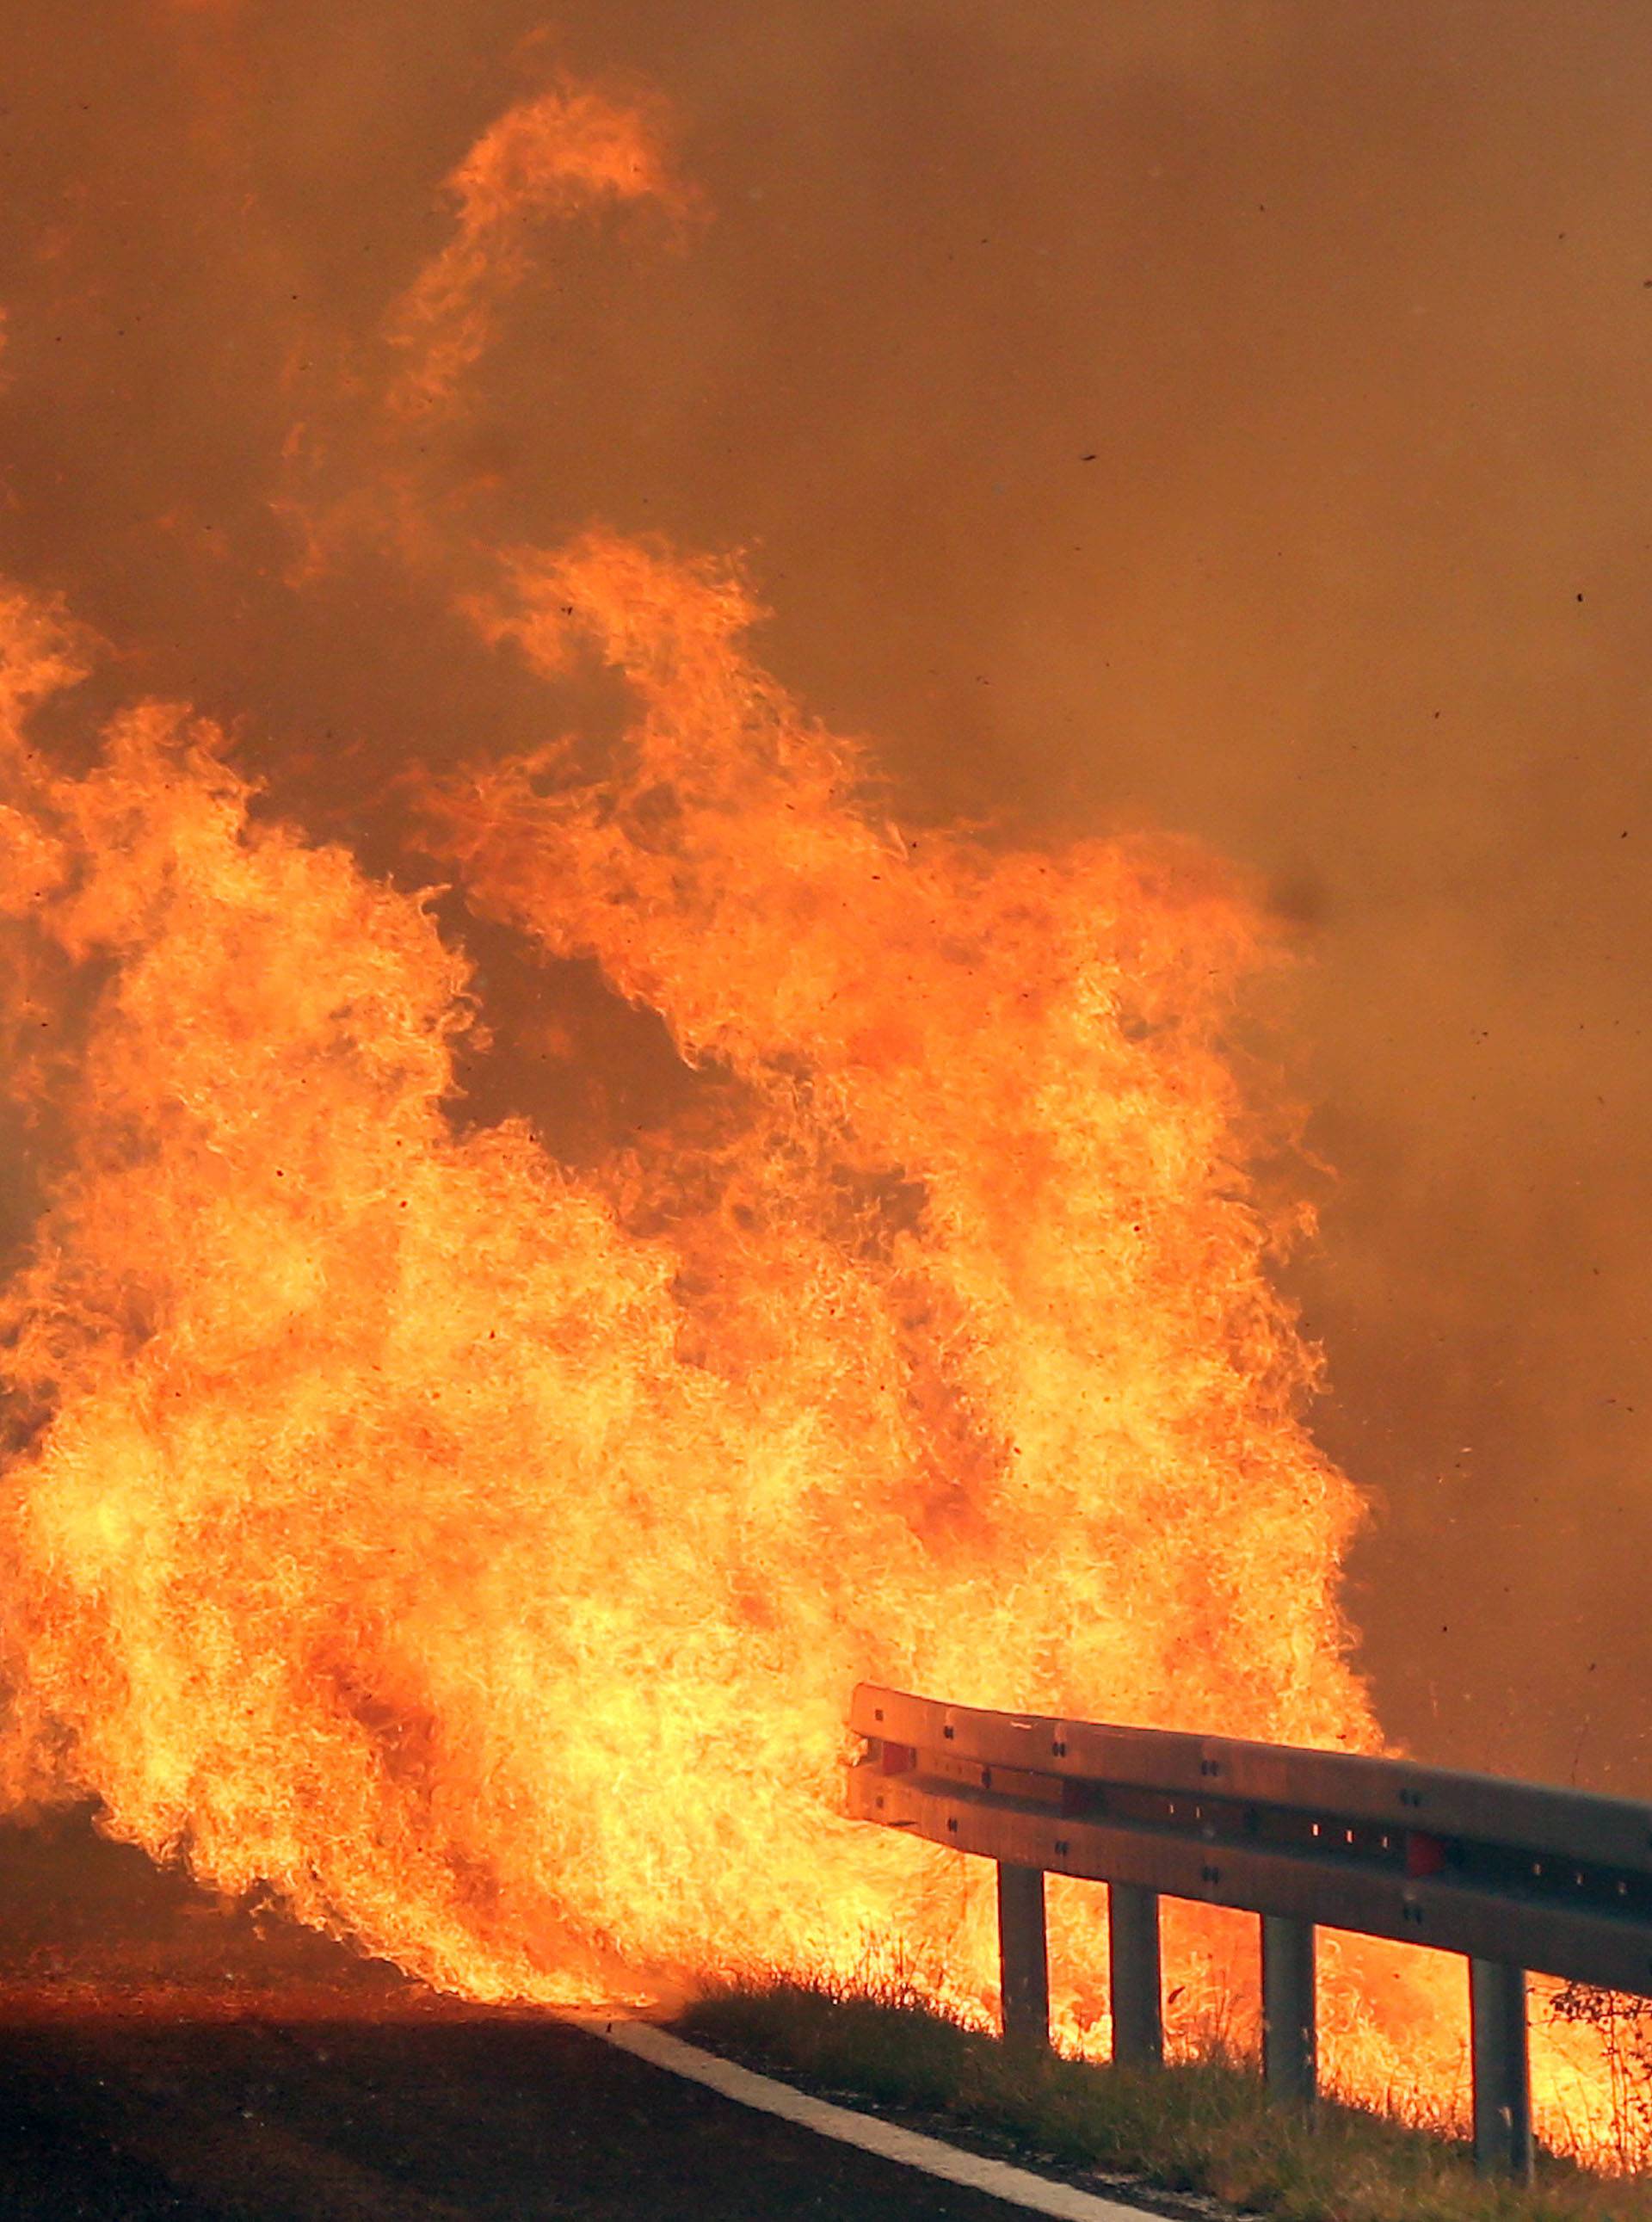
[679, 1976, 1651, 2222]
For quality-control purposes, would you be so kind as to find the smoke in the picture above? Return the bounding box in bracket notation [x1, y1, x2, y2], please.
[3, 0, 1649, 1810]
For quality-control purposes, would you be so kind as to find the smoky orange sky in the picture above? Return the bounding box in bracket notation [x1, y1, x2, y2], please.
[3, 0, 1650, 1800]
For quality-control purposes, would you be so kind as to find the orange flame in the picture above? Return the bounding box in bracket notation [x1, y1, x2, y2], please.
[0, 528, 1371, 2011]
[0, 65, 1624, 2159]
[0, 56, 1380, 2017]
[385, 79, 691, 416]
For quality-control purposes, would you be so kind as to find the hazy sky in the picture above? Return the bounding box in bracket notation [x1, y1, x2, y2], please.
[4, 0, 1650, 1788]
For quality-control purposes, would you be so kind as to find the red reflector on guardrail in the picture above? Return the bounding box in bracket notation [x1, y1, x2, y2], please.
[1407, 1830, 1448, 1877]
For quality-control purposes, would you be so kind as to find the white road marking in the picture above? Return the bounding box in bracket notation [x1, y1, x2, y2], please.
[573, 2016, 1154, 2222]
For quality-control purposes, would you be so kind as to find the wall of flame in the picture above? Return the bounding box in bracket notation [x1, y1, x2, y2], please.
[0, 0, 1646, 2157]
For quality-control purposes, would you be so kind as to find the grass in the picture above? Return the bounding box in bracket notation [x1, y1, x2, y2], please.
[677, 1974, 1652, 2222]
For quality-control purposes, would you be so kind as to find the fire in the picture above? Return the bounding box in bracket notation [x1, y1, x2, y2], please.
[428, 522, 1371, 1749]
[0, 529, 1367, 1998]
[385, 78, 693, 416]
[0, 63, 1619, 2154]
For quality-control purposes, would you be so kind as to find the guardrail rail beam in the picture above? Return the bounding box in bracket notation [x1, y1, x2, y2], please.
[848, 1681, 1652, 2174]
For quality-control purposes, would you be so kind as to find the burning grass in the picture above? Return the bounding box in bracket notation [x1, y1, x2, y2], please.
[679, 1973, 1652, 2222]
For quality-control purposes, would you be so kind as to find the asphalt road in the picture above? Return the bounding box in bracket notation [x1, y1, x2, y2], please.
[0, 2009, 1063, 2221]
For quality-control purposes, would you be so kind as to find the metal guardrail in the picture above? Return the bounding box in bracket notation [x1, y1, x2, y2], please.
[848, 1683, 1652, 2177]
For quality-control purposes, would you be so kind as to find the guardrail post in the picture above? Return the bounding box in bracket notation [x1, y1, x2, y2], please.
[996, 1863, 1050, 2049]
[1469, 1959, 1532, 2179]
[1108, 1883, 1163, 2065]
[1261, 1916, 1316, 2105]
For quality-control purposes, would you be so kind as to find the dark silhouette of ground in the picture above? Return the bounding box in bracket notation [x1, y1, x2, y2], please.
[0, 1811, 1046, 2219]
[0, 2009, 1061, 2220]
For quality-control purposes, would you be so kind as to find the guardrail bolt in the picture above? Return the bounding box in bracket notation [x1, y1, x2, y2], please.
[1261, 1916, 1317, 2108]
[1469, 1958, 1532, 2179]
